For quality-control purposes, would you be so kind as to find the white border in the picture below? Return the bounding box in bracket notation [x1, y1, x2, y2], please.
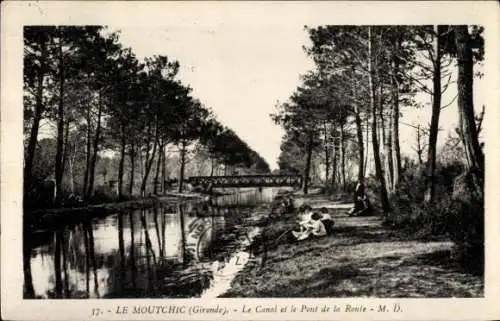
[2, 1, 499, 320]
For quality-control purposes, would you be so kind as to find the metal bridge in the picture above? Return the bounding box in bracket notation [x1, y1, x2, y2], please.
[187, 174, 302, 188]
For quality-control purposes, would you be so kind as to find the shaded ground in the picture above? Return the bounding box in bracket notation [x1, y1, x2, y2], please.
[222, 195, 484, 298]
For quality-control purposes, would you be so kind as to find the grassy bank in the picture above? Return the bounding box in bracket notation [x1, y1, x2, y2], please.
[221, 194, 483, 298]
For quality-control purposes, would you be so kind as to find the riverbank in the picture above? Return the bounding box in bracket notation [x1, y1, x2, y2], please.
[221, 194, 484, 298]
[26, 192, 206, 231]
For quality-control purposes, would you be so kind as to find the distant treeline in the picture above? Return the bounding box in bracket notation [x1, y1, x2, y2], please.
[24, 26, 270, 206]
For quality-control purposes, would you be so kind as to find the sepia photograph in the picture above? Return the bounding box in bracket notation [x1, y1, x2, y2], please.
[2, 1, 500, 320]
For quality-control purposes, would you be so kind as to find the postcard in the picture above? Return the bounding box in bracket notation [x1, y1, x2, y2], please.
[1, 1, 499, 320]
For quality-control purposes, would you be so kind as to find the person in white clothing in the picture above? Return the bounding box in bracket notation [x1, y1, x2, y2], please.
[319, 207, 335, 234]
[320, 207, 332, 220]
[291, 212, 327, 241]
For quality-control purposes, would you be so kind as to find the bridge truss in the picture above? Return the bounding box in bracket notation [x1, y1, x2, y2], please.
[187, 174, 302, 188]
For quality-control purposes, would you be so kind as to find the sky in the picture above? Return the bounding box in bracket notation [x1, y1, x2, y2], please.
[113, 24, 314, 170]
[11, 2, 492, 172]
[113, 23, 490, 171]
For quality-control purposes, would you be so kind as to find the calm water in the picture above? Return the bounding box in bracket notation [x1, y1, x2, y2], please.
[26, 187, 288, 299]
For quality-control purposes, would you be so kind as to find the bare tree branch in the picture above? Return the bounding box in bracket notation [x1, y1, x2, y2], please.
[476, 104, 485, 135]
[441, 94, 458, 110]
[440, 73, 453, 93]
[400, 72, 433, 94]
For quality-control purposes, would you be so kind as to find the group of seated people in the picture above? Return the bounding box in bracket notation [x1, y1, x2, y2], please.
[288, 204, 335, 242]
[271, 192, 295, 216]
[276, 182, 373, 243]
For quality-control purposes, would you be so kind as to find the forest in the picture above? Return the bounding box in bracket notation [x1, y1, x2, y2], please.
[23, 26, 270, 208]
[272, 25, 485, 273]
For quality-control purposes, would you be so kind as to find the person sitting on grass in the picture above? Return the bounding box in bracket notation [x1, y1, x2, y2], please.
[319, 207, 335, 234]
[270, 194, 294, 219]
[348, 181, 370, 216]
[291, 212, 327, 241]
[283, 195, 295, 214]
[297, 204, 313, 221]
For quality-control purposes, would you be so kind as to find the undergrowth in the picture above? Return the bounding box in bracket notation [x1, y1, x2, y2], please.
[364, 161, 484, 276]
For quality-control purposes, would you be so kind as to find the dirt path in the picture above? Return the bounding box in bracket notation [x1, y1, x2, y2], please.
[221, 196, 483, 298]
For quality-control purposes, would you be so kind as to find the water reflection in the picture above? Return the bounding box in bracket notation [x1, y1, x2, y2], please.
[26, 188, 287, 298]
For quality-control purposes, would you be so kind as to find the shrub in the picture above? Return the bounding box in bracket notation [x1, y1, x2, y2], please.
[447, 170, 484, 275]
[383, 162, 483, 275]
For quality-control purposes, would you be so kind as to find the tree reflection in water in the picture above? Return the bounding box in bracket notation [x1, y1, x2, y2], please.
[53, 229, 63, 298]
[129, 210, 137, 292]
[62, 229, 69, 296]
[153, 206, 162, 259]
[140, 208, 155, 293]
[117, 212, 125, 294]
[82, 222, 90, 296]
[23, 216, 36, 299]
[84, 220, 99, 297]
[25, 188, 283, 299]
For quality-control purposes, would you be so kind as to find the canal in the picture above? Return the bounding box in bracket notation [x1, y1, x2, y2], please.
[26, 187, 290, 299]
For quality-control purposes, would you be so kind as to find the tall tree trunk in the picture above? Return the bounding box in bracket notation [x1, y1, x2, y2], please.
[24, 39, 47, 193]
[391, 38, 402, 189]
[302, 132, 314, 195]
[68, 142, 76, 194]
[141, 119, 159, 196]
[54, 35, 65, 204]
[353, 84, 365, 184]
[331, 142, 338, 187]
[378, 80, 386, 159]
[84, 105, 92, 195]
[364, 114, 370, 176]
[161, 144, 167, 194]
[339, 123, 346, 190]
[368, 26, 391, 214]
[139, 146, 145, 181]
[416, 124, 424, 165]
[385, 114, 394, 192]
[210, 157, 215, 177]
[160, 208, 167, 259]
[62, 118, 70, 186]
[178, 140, 187, 193]
[153, 139, 163, 194]
[425, 25, 443, 203]
[454, 25, 484, 175]
[323, 121, 330, 185]
[129, 143, 136, 197]
[87, 91, 103, 199]
[117, 125, 126, 200]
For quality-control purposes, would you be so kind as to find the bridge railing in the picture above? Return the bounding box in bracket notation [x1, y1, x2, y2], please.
[187, 174, 302, 187]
